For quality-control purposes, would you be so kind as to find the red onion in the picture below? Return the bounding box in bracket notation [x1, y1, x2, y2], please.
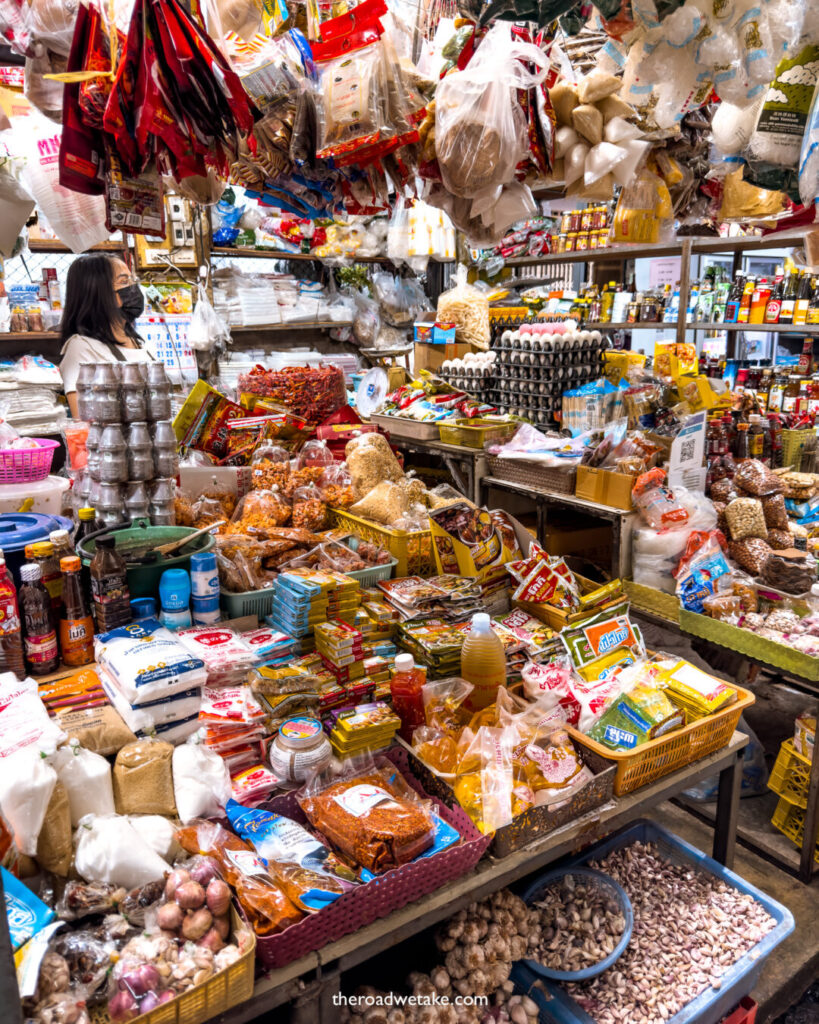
[164, 868, 190, 901]
[118, 963, 160, 996]
[206, 880, 231, 917]
[189, 857, 220, 888]
[109, 990, 139, 1022]
[175, 881, 206, 910]
[139, 992, 160, 1014]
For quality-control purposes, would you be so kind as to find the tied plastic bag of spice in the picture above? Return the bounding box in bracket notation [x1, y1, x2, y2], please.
[434, 24, 548, 201]
[291, 484, 329, 532]
[176, 819, 303, 935]
[298, 756, 436, 873]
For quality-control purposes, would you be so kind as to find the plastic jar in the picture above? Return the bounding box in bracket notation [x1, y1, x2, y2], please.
[269, 716, 332, 784]
[97, 483, 127, 528]
[91, 364, 121, 424]
[146, 363, 172, 421]
[120, 364, 147, 423]
[97, 425, 128, 483]
[126, 422, 154, 481]
[152, 420, 178, 477]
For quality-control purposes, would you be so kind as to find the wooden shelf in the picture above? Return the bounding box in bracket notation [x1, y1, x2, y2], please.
[0, 331, 59, 341]
[212, 246, 389, 264]
[585, 322, 677, 331]
[25, 240, 127, 254]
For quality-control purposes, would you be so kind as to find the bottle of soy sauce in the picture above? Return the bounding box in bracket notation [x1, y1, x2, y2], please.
[19, 563, 59, 675]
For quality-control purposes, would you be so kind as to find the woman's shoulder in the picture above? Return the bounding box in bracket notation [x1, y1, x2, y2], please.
[60, 333, 106, 358]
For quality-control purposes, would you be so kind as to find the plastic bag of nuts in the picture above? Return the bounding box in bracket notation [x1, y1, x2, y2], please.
[724, 498, 767, 541]
[728, 537, 773, 575]
[761, 492, 789, 531]
[709, 478, 734, 503]
[292, 485, 329, 531]
[733, 458, 784, 496]
[768, 529, 794, 550]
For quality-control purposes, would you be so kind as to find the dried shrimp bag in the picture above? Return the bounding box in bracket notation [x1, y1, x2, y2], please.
[436, 266, 490, 350]
[434, 23, 548, 200]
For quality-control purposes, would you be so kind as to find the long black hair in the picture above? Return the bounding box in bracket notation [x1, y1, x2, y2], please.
[60, 253, 137, 348]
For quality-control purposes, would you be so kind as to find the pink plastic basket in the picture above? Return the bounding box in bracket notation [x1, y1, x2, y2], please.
[254, 746, 492, 970]
[0, 439, 59, 483]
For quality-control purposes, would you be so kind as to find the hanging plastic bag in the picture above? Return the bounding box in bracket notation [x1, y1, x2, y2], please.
[189, 281, 232, 352]
[434, 23, 547, 200]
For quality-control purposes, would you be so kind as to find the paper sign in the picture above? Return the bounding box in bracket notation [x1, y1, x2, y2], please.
[649, 258, 681, 288]
[668, 411, 706, 491]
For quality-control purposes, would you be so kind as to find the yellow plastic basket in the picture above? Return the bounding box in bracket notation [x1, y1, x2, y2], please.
[566, 683, 754, 796]
[771, 794, 819, 864]
[782, 428, 814, 471]
[437, 419, 517, 449]
[768, 738, 812, 809]
[91, 910, 255, 1024]
[624, 580, 680, 624]
[330, 508, 435, 576]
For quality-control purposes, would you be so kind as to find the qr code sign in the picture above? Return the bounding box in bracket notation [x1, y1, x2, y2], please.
[679, 437, 696, 462]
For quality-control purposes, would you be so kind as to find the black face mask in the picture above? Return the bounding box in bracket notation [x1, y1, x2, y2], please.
[117, 283, 145, 321]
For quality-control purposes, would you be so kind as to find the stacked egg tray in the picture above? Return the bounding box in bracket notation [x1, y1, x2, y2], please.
[487, 319, 607, 423]
[435, 354, 497, 408]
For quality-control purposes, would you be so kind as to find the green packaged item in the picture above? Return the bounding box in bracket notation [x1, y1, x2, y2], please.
[589, 684, 684, 752]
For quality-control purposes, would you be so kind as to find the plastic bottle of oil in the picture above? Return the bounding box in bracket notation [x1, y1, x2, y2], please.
[461, 613, 507, 711]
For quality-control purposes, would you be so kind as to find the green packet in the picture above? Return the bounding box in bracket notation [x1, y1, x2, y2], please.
[589, 691, 685, 752]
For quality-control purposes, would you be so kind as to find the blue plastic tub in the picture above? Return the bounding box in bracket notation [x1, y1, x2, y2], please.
[512, 819, 794, 1024]
[520, 867, 633, 982]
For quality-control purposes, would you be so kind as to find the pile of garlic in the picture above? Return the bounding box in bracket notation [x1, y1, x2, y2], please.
[338, 889, 542, 1024]
[547, 70, 649, 202]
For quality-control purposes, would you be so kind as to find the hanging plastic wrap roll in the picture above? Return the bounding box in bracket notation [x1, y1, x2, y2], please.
[434, 23, 547, 202]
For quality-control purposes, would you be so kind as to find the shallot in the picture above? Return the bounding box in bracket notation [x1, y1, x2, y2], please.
[163, 869, 190, 901]
[206, 879, 231, 917]
[182, 908, 213, 941]
[175, 881, 205, 910]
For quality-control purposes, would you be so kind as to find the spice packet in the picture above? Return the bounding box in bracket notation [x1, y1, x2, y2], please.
[561, 603, 644, 671]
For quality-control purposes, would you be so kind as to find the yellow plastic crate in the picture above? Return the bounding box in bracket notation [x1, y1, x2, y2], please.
[624, 580, 680, 624]
[437, 418, 517, 449]
[782, 428, 814, 471]
[771, 794, 819, 864]
[567, 683, 754, 796]
[90, 908, 255, 1024]
[330, 508, 435, 576]
[768, 738, 812, 809]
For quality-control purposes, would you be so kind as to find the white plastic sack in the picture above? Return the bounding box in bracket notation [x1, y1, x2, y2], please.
[75, 814, 171, 889]
[9, 110, 109, 254]
[0, 747, 57, 856]
[98, 667, 202, 733]
[189, 282, 231, 352]
[0, 673, 65, 757]
[127, 815, 181, 862]
[50, 740, 115, 827]
[95, 619, 207, 705]
[172, 739, 232, 824]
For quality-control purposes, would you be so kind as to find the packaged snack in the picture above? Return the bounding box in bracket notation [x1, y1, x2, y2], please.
[298, 759, 436, 873]
[729, 537, 773, 576]
[762, 492, 789, 531]
[709, 478, 734, 503]
[663, 660, 737, 717]
[768, 529, 794, 550]
[675, 533, 733, 612]
[521, 729, 594, 808]
[345, 433, 404, 499]
[230, 488, 292, 535]
[588, 681, 684, 750]
[733, 459, 784, 496]
[225, 800, 357, 909]
[319, 464, 356, 509]
[350, 481, 410, 526]
[732, 576, 759, 613]
[724, 497, 767, 541]
[701, 593, 743, 622]
[632, 468, 689, 529]
[176, 819, 303, 935]
[560, 603, 643, 671]
[2, 866, 54, 949]
[292, 484, 329, 532]
[231, 765, 279, 807]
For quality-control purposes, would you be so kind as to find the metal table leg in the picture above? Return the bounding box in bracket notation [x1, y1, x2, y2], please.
[799, 724, 819, 882]
[712, 744, 743, 868]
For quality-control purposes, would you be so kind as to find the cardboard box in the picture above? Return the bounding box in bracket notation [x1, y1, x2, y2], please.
[178, 466, 251, 498]
[575, 465, 637, 511]
[413, 312, 455, 345]
[414, 342, 473, 373]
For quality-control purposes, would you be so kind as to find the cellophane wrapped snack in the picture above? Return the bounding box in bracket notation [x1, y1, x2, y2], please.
[292, 484, 329, 532]
[762, 492, 789, 530]
[733, 458, 783, 496]
[729, 537, 773, 575]
[724, 497, 767, 541]
[298, 757, 436, 873]
[345, 433, 404, 498]
[228, 488, 291, 534]
[632, 467, 689, 529]
[319, 463, 356, 509]
[176, 819, 303, 935]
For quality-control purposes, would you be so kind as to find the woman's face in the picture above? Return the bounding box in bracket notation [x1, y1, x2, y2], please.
[112, 259, 133, 307]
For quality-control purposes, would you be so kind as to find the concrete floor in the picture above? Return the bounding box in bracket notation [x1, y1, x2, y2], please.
[650, 802, 819, 1024]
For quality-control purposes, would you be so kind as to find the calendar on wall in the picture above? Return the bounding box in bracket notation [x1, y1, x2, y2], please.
[136, 314, 198, 383]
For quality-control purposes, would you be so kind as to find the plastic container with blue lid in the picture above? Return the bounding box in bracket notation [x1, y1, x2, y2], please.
[0, 513, 73, 586]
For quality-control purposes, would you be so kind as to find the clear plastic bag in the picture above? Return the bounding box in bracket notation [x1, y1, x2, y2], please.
[318, 464, 355, 509]
[291, 484, 328, 532]
[230, 488, 292, 534]
[724, 497, 767, 541]
[632, 467, 690, 529]
[189, 282, 231, 352]
[729, 537, 773, 575]
[436, 265, 490, 350]
[297, 439, 334, 470]
[733, 458, 783, 496]
[762, 491, 789, 530]
[434, 24, 547, 200]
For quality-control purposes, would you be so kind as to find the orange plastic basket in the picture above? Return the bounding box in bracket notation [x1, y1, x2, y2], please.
[566, 683, 754, 796]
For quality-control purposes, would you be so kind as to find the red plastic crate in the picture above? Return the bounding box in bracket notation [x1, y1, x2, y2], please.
[721, 996, 758, 1024]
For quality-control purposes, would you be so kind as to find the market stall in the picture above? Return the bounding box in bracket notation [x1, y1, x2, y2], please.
[3, 0, 819, 1022]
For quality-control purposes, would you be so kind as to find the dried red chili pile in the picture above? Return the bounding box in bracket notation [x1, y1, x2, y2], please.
[238, 366, 347, 425]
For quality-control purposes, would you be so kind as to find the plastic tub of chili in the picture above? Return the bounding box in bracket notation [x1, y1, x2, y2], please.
[252, 746, 492, 970]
